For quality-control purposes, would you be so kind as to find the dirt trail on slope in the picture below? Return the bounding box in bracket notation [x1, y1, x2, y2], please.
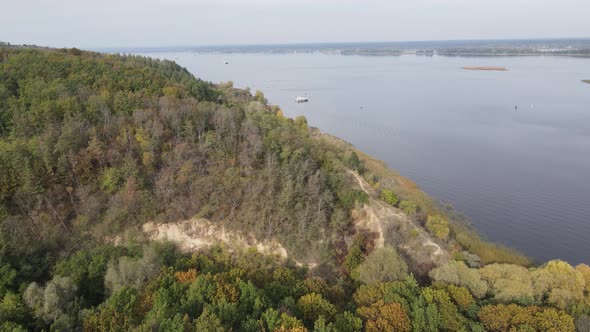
[348, 170, 449, 271]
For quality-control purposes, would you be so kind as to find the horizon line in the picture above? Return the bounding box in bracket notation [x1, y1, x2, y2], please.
[87, 36, 590, 52]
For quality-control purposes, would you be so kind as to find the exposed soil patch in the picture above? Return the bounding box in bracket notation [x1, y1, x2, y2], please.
[142, 218, 289, 259]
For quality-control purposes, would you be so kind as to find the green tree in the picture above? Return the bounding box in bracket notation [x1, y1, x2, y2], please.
[0, 292, 26, 323]
[424, 302, 440, 332]
[313, 315, 336, 332]
[104, 246, 162, 294]
[422, 287, 468, 331]
[0, 322, 27, 332]
[345, 234, 368, 274]
[53, 246, 123, 306]
[0, 265, 16, 297]
[195, 308, 225, 332]
[297, 293, 336, 325]
[83, 287, 140, 331]
[355, 246, 408, 284]
[333, 311, 362, 332]
[346, 152, 363, 172]
[23, 276, 77, 323]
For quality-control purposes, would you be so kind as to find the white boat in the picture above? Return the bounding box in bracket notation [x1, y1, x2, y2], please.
[296, 96, 309, 103]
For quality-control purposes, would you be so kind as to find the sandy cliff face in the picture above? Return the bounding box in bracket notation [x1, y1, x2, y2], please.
[141, 218, 289, 259]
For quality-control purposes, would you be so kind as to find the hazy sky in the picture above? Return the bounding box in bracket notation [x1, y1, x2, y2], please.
[2, 0, 590, 48]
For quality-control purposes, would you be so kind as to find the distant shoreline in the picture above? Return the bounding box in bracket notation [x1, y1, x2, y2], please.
[462, 66, 508, 71]
[583, 80, 590, 84]
[92, 38, 590, 59]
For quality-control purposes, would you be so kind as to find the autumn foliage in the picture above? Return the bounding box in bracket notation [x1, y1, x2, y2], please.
[357, 301, 411, 332]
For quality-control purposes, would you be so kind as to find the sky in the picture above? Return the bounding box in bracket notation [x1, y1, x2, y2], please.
[2, 0, 590, 48]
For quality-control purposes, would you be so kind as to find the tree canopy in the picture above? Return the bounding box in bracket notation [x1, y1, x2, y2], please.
[0, 46, 587, 331]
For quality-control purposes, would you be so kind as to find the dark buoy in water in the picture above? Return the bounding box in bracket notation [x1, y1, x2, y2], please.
[515, 105, 518, 110]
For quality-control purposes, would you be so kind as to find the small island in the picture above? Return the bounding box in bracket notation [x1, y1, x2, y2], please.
[462, 66, 508, 71]
[583, 80, 590, 84]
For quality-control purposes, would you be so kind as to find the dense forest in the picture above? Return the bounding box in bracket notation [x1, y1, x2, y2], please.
[0, 46, 589, 331]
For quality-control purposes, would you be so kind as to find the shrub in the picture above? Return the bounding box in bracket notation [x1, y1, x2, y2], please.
[425, 215, 449, 240]
[339, 190, 369, 209]
[99, 167, 124, 194]
[380, 189, 398, 206]
[398, 200, 417, 215]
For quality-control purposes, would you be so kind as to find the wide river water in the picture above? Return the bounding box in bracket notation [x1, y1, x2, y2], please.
[140, 51, 590, 265]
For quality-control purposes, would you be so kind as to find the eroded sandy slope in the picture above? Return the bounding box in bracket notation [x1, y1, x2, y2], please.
[348, 170, 450, 272]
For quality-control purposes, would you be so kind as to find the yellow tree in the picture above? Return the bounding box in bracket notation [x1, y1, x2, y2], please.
[357, 300, 411, 332]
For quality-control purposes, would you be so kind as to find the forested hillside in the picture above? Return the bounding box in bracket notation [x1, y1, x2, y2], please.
[0, 46, 589, 331]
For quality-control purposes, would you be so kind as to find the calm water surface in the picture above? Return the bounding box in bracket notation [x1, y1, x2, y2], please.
[141, 52, 590, 265]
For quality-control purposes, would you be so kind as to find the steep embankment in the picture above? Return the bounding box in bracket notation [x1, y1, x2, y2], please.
[348, 170, 450, 274]
[136, 169, 448, 275]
